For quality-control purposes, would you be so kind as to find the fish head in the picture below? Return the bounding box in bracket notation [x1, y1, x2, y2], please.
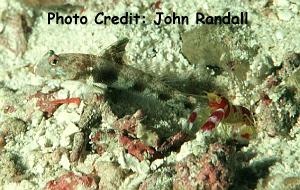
[34, 50, 96, 80]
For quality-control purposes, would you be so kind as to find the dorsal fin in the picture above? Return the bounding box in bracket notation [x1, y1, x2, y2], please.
[101, 38, 129, 65]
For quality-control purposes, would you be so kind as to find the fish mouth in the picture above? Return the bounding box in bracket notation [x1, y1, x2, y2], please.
[34, 59, 66, 79]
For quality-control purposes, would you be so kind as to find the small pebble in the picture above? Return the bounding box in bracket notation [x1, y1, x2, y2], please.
[22, 0, 66, 7]
[51, 147, 68, 164]
[62, 122, 80, 137]
[0, 118, 27, 137]
[277, 9, 293, 21]
[290, 4, 298, 13]
[274, 0, 290, 7]
[59, 154, 71, 170]
[0, 23, 4, 33]
[275, 30, 285, 40]
[0, 134, 6, 149]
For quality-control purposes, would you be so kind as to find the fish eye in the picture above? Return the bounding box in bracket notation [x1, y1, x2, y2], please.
[47, 50, 55, 56]
[50, 59, 58, 66]
[46, 50, 59, 66]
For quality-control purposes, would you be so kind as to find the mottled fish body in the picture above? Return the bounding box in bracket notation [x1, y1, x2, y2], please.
[34, 38, 190, 103]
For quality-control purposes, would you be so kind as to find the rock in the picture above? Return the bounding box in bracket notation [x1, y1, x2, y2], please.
[181, 25, 230, 68]
[0, 133, 6, 149]
[94, 161, 127, 189]
[277, 9, 293, 21]
[181, 25, 257, 81]
[45, 172, 97, 190]
[274, 0, 290, 7]
[173, 143, 237, 190]
[0, 117, 27, 137]
[139, 170, 173, 190]
[22, 0, 67, 8]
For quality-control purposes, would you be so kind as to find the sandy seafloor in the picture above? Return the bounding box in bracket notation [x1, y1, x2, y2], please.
[0, 0, 300, 189]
